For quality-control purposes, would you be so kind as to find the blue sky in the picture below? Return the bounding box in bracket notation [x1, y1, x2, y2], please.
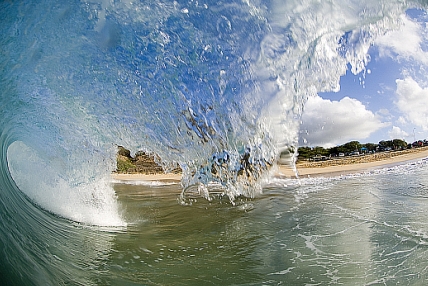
[299, 9, 428, 148]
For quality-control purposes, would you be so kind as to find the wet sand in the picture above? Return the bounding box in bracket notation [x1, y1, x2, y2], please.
[112, 147, 428, 182]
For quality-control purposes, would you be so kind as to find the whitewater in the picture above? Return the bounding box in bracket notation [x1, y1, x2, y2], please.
[1, 0, 428, 284]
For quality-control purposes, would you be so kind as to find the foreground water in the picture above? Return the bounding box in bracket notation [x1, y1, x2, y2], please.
[3, 160, 428, 285]
[112, 163, 428, 285]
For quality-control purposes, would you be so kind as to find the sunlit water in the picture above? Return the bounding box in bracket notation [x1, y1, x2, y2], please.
[5, 161, 428, 285]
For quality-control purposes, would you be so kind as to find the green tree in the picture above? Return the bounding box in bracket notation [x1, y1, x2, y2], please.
[297, 146, 314, 159]
[342, 141, 361, 153]
[329, 145, 348, 155]
[379, 140, 392, 149]
[362, 143, 377, 152]
[297, 146, 328, 159]
[313, 146, 329, 156]
[392, 139, 407, 150]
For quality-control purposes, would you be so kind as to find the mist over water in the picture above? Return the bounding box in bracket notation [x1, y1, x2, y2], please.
[1, 0, 428, 284]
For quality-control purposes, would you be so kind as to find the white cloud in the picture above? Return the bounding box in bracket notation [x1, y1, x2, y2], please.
[376, 108, 394, 121]
[376, 14, 428, 65]
[299, 95, 388, 147]
[397, 116, 408, 125]
[388, 126, 409, 140]
[395, 77, 428, 131]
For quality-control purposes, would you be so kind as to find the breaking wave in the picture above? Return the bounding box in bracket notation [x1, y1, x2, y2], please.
[1, 0, 426, 224]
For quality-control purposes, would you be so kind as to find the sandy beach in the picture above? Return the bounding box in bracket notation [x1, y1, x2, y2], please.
[112, 172, 182, 182]
[277, 147, 428, 178]
[112, 147, 428, 182]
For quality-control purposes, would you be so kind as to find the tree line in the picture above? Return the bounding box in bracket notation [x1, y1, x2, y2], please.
[297, 139, 409, 160]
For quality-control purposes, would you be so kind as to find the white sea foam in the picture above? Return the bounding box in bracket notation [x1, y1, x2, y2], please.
[7, 141, 125, 226]
[268, 158, 428, 189]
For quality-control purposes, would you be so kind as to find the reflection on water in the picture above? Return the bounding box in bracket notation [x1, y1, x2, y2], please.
[103, 164, 428, 285]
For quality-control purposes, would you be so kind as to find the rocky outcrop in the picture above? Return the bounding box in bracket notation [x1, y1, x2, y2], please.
[116, 146, 180, 174]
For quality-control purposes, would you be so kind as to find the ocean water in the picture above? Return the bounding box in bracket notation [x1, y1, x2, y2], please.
[3, 160, 428, 285]
[1, 0, 428, 285]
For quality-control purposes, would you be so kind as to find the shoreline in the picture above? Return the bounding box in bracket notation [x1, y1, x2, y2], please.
[112, 172, 182, 182]
[277, 147, 428, 178]
[111, 147, 428, 182]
